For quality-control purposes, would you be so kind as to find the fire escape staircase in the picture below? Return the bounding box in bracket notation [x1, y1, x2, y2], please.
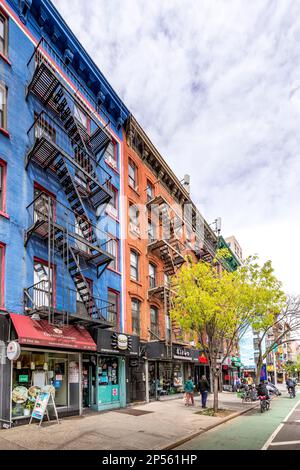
[26, 59, 112, 209]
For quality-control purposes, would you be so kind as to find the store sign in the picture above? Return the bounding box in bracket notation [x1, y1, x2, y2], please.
[111, 333, 132, 351]
[173, 347, 192, 361]
[7, 341, 21, 361]
[18, 375, 29, 383]
[199, 353, 208, 364]
[10, 314, 96, 351]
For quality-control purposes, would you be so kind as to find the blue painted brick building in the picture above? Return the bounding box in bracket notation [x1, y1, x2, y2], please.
[0, 0, 139, 424]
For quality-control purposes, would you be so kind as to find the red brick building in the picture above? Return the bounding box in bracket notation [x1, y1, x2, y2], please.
[123, 116, 217, 401]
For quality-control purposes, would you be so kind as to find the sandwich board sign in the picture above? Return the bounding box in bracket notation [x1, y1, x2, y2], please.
[30, 392, 59, 427]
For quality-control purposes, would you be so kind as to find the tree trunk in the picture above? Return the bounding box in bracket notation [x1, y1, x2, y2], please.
[255, 360, 263, 386]
[213, 371, 219, 412]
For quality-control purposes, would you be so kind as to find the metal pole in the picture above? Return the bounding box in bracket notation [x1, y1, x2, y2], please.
[273, 351, 277, 386]
[144, 359, 149, 403]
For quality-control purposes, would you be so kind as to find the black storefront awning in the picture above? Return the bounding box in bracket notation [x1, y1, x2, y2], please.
[93, 329, 140, 356]
[145, 341, 199, 362]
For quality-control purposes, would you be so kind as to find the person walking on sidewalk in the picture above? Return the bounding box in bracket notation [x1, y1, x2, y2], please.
[184, 376, 195, 406]
[199, 375, 210, 408]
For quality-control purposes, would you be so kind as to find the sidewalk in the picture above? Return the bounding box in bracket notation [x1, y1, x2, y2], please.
[0, 393, 257, 450]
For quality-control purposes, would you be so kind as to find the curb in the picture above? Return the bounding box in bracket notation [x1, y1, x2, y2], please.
[160, 403, 259, 450]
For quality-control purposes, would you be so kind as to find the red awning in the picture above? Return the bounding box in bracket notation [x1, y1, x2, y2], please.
[10, 314, 96, 351]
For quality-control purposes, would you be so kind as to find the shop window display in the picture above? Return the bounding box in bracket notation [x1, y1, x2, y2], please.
[98, 356, 120, 405]
[149, 362, 184, 398]
[12, 351, 79, 419]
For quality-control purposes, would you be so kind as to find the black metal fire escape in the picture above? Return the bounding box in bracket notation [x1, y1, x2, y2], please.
[24, 41, 115, 326]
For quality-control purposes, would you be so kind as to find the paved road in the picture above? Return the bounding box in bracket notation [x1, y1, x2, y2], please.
[176, 392, 300, 450]
[263, 399, 300, 450]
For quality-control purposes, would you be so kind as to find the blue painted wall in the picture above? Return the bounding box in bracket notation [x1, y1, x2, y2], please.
[0, 0, 129, 326]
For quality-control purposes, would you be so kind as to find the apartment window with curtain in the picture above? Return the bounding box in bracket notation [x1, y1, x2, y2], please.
[106, 184, 118, 218]
[0, 13, 8, 56]
[149, 263, 156, 289]
[146, 180, 154, 202]
[131, 299, 140, 335]
[0, 83, 7, 130]
[0, 242, 5, 308]
[107, 237, 118, 271]
[128, 159, 137, 190]
[130, 250, 139, 281]
[105, 141, 117, 169]
[129, 203, 140, 236]
[150, 306, 159, 338]
[34, 183, 56, 224]
[108, 290, 119, 329]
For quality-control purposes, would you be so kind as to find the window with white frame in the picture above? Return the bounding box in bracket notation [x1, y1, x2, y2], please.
[128, 159, 137, 189]
[106, 184, 118, 218]
[108, 290, 119, 329]
[150, 306, 159, 338]
[148, 219, 156, 242]
[149, 263, 156, 289]
[74, 104, 89, 130]
[105, 141, 117, 169]
[146, 180, 154, 202]
[0, 160, 6, 213]
[131, 298, 141, 335]
[0, 13, 8, 56]
[107, 237, 118, 271]
[0, 83, 7, 130]
[130, 250, 139, 281]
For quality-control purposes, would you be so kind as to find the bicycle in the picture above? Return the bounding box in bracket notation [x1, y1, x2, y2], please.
[259, 395, 270, 413]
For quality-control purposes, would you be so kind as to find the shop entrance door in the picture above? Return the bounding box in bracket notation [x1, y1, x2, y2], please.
[82, 357, 96, 408]
[97, 356, 120, 409]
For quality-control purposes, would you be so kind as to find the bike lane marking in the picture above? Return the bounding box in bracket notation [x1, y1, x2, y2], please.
[261, 398, 300, 450]
[268, 440, 300, 447]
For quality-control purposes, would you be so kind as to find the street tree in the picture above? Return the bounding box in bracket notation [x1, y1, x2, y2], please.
[251, 295, 300, 384]
[170, 252, 256, 412]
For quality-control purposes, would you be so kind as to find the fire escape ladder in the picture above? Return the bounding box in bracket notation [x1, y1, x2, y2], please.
[54, 87, 112, 208]
[28, 58, 112, 208]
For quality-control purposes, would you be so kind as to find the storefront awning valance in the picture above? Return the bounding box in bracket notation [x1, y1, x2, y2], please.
[10, 314, 96, 351]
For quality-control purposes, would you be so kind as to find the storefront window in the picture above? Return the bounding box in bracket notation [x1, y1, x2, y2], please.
[12, 350, 80, 419]
[149, 362, 184, 398]
[98, 356, 120, 406]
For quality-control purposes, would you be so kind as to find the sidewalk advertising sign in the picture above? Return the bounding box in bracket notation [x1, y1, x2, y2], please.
[30, 391, 59, 427]
[31, 392, 50, 421]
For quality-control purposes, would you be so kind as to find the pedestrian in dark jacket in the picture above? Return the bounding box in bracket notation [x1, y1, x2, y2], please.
[199, 375, 210, 408]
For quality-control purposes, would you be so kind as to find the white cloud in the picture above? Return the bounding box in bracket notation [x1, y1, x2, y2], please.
[53, 0, 300, 293]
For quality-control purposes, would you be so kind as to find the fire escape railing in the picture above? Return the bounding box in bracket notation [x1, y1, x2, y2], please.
[26, 111, 112, 200]
[27, 37, 112, 130]
[25, 192, 113, 256]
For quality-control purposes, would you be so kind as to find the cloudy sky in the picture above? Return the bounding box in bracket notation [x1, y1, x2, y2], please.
[53, 0, 300, 294]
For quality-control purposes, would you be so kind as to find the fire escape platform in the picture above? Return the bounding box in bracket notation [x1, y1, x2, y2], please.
[147, 239, 185, 265]
[27, 60, 112, 156]
[146, 194, 169, 208]
[148, 284, 175, 299]
[25, 305, 111, 328]
[25, 218, 113, 268]
[26, 136, 111, 208]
